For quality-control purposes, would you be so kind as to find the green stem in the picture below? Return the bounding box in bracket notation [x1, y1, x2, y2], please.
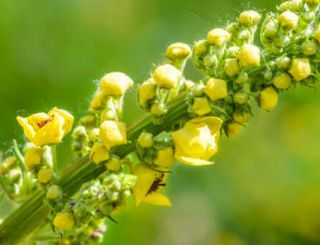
[0, 94, 188, 245]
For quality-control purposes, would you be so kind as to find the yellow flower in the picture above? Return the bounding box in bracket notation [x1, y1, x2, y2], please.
[17, 108, 74, 146]
[100, 120, 127, 149]
[239, 10, 261, 26]
[172, 117, 223, 166]
[278, 11, 299, 29]
[53, 212, 74, 230]
[165, 42, 192, 60]
[237, 44, 260, 67]
[204, 78, 228, 101]
[100, 72, 134, 96]
[138, 79, 156, 104]
[154, 147, 175, 169]
[133, 164, 171, 206]
[91, 143, 110, 164]
[260, 87, 279, 111]
[153, 64, 182, 89]
[273, 73, 292, 89]
[37, 167, 53, 184]
[24, 146, 42, 169]
[289, 58, 312, 81]
[192, 97, 211, 116]
[207, 28, 231, 45]
[138, 132, 154, 148]
[225, 58, 240, 77]
[226, 123, 244, 137]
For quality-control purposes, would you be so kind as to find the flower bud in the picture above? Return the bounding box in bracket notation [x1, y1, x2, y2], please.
[235, 72, 249, 84]
[289, 58, 312, 81]
[154, 147, 175, 168]
[138, 79, 156, 105]
[151, 102, 167, 117]
[274, 35, 290, 47]
[80, 115, 95, 127]
[278, 11, 299, 29]
[24, 146, 42, 169]
[8, 168, 21, 183]
[37, 167, 53, 184]
[226, 123, 244, 137]
[0, 157, 16, 175]
[226, 46, 239, 57]
[165, 42, 192, 60]
[89, 90, 103, 111]
[46, 185, 62, 199]
[290, 0, 304, 11]
[239, 30, 251, 41]
[91, 143, 110, 164]
[233, 112, 252, 123]
[106, 158, 122, 171]
[72, 126, 88, 140]
[138, 132, 154, 148]
[233, 92, 248, 104]
[53, 212, 74, 230]
[226, 22, 239, 34]
[204, 78, 228, 101]
[192, 97, 212, 116]
[100, 109, 116, 122]
[193, 40, 208, 56]
[273, 73, 292, 89]
[279, 1, 291, 11]
[302, 40, 318, 56]
[100, 72, 134, 96]
[192, 84, 206, 97]
[237, 44, 260, 67]
[264, 70, 273, 81]
[276, 56, 291, 69]
[88, 128, 100, 142]
[153, 64, 182, 89]
[207, 28, 231, 45]
[239, 10, 261, 26]
[260, 87, 278, 111]
[263, 20, 279, 37]
[100, 120, 127, 149]
[184, 80, 195, 90]
[225, 58, 240, 77]
[203, 54, 218, 68]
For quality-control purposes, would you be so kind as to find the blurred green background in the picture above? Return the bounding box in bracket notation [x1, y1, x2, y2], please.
[1, 0, 320, 244]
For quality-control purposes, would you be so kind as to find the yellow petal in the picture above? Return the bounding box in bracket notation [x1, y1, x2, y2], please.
[143, 192, 172, 207]
[17, 116, 36, 142]
[133, 164, 157, 206]
[49, 107, 74, 134]
[175, 153, 214, 166]
[100, 120, 127, 149]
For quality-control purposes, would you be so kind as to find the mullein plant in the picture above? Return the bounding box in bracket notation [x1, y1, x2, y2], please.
[1, 0, 320, 243]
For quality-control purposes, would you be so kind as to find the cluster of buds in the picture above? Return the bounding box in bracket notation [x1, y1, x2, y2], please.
[138, 43, 192, 122]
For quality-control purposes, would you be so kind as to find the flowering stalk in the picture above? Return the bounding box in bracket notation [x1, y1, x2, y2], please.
[1, 0, 320, 244]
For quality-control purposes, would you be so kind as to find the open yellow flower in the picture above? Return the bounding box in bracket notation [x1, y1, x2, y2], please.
[133, 164, 171, 207]
[17, 108, 74, 146]
[172, 116, 223, 166]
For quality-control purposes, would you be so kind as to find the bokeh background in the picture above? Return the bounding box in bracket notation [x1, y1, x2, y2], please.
[1, 0, 320, 244]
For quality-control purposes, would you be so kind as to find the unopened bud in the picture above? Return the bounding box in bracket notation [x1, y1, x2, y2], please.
[302, 40, 318, 56]
[166, 43, 192, 60]
[151, 102, 167, 117]
[278, 11, 299, 29]
[47, 185, 62, 199]
[207, 28, 231, 45]
[138, 132, 154, 148]
[239, 10, 261, 26]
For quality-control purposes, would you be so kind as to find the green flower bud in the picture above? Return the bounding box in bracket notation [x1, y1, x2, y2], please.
[0, 157, 16, 175]
[72, 126, 88, 140]
[192, 83, 206, 97]
[193, 40, 208, 56]
[302, 40, 318, 56]
[225, 58, 240, 77]
[235, 72, 249, 84]
[46, 185, 63, 200]
[166, 43, 192, 60]
[100, 109, 116, 122]
[138, 132, 154, 148]
[151, 102, 167, 117]
[8, 168, 21, 183]
[226, 46, 239, 57]
[278, 11, 299, 29]
[306, 0, 320, 6]
[203, 54, 218, 68]
[276, 56, 291, 69]
[234, 92, 248, 104]
[226, 22, 240, 34]
[263, 20, 279, 38]
[239, 30, 251, 41]
[264, 70, 274, 81]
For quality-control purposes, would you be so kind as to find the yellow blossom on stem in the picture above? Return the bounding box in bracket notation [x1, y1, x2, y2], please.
[100, 72, 134, 96]
[289, 58, 312, 81]
[133, 164, 171, 206]
[53, 212, 74, 230]
[226, 123, 244, 137]
[100, 120, 127, 149]
[37, 167, 53, 184]
[192, 97, 211, 116]
[165, 42, 192, 60]
[91, 143, 110, 164]
[17, 108, 74, 146]
[207, 28, 231, 45]
[138, 79, 156, 105]
[237, 44, 260, 67]
[172, 117, 223, 166]
[204, 78, 228, 101]
[153, 64, 182, 89]
[260, 87, 279, 111]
